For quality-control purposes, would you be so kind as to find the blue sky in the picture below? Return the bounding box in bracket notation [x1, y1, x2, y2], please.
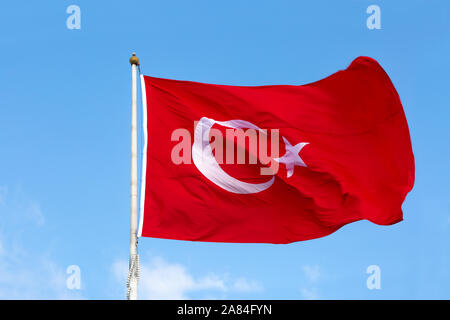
[0, 0, 449, 299]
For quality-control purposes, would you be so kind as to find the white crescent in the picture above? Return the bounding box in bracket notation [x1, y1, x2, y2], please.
[192, 117, 275, 194]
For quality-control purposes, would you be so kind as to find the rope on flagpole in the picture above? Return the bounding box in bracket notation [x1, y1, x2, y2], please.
[126, 254, 140, 300]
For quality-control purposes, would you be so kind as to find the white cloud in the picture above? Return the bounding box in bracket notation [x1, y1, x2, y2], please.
[300, 287, 319, 300]
[0, 188, 81, 299]
[25, 202, 45, 227]
[302, 265, 321, 283]
[112, 256, 262, 299]
[300, 265, 321, 300]
[0, 186, 45, 228]
[0, 233, 83, 299]
[231, 277, 263, 292]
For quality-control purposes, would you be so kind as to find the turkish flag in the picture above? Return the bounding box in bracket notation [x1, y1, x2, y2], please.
[138, 57, 414, 243]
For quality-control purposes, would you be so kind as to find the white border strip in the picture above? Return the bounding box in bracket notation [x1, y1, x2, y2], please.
[138, 74, 148, 237]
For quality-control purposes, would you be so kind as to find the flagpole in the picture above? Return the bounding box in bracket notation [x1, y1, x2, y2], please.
[127, 52, 140, 300]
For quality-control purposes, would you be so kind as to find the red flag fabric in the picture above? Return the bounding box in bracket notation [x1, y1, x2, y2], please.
[138, 56, 415, 243]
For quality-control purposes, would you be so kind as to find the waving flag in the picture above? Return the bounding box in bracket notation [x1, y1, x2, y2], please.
[137, 56, 414, 243]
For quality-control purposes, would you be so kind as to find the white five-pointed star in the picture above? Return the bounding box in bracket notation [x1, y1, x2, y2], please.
[274, 137, 309, 178]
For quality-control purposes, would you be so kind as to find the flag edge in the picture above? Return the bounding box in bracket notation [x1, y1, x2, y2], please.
[138, 74, 148, 238]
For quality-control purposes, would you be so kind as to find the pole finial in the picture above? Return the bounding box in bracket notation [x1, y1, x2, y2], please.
[129, 52, 140, 65]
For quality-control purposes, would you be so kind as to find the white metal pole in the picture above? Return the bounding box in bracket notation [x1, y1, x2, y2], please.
[128, 52, 140, 300]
